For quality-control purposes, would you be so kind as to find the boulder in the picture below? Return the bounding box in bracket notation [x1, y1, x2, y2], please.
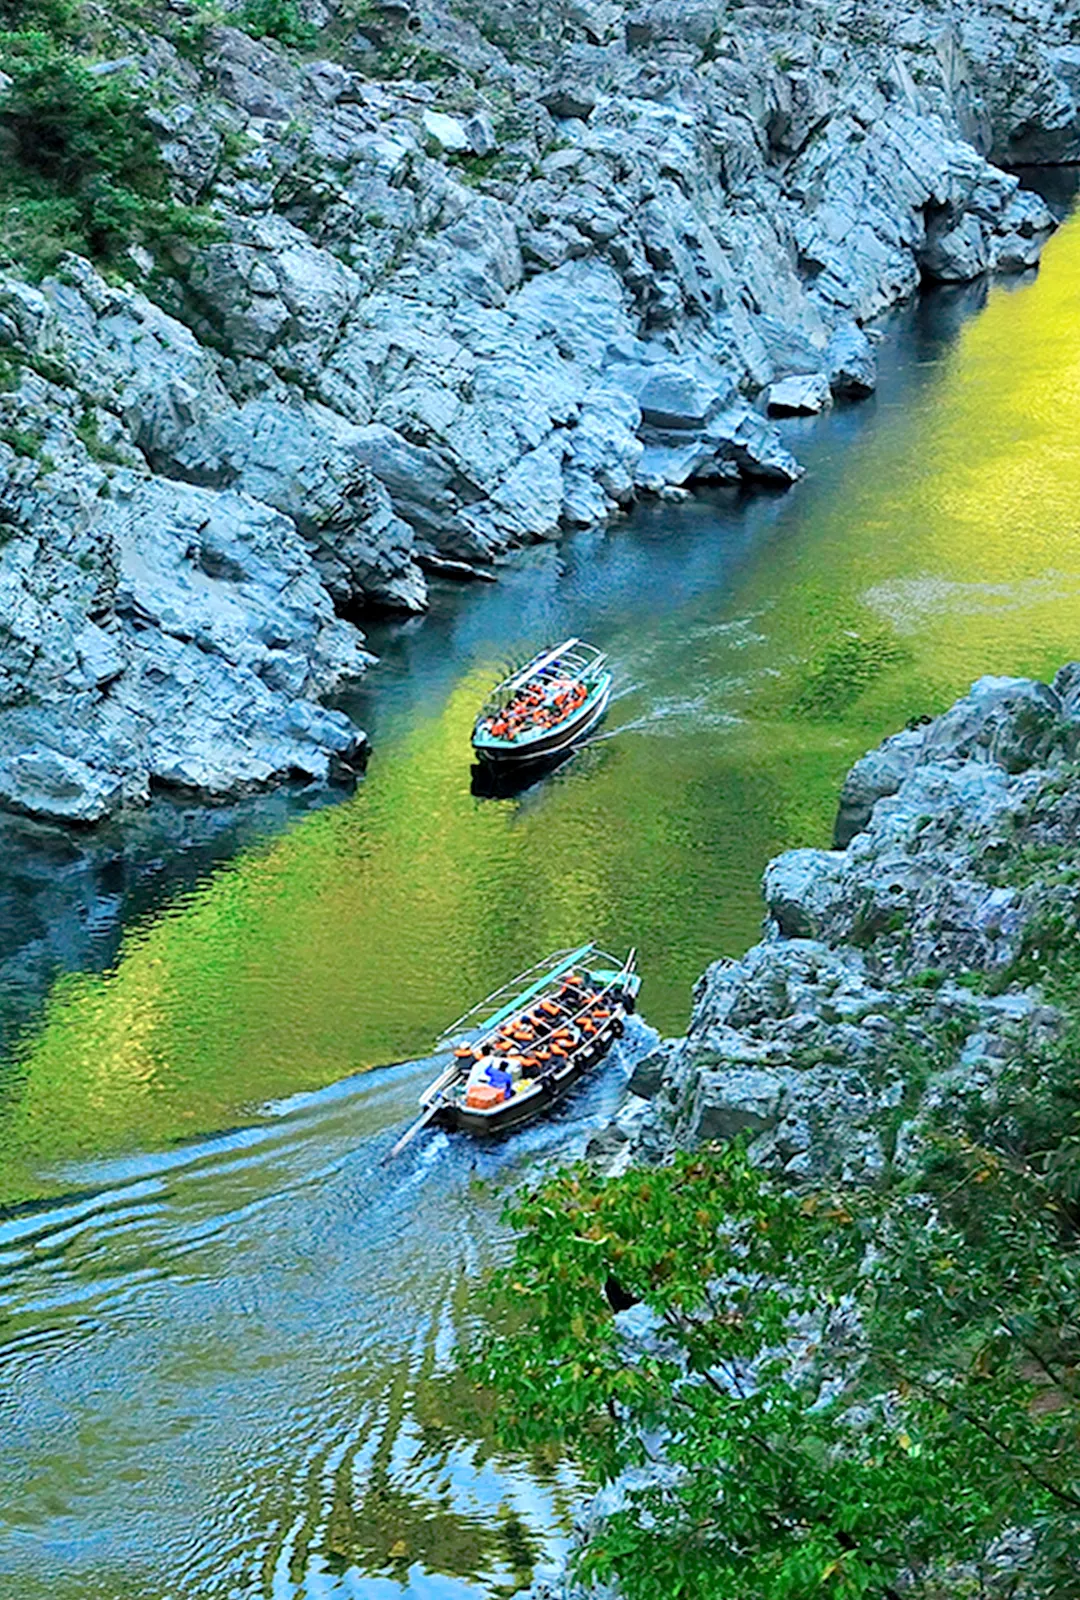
[636, 368, 733, 432]
[689, 1067, 790, 1144]
[834, 728, 924, 846]
[627, 1047, 671, 1100]
[765, 373, 832, 416]
[825, 323, 877, 398]
[635, 440, 731, 490]
[1053, 661, 1080, 720]
[0, 749, 124, 826]
[763, 849, 846, 939]
[422, 110, 471, 153]
[539, 82, 598, 120]
[922, 675, 1065, 773]
[464, 112, 498, 156]
[920, 211, 989, 282]
[708, 408, 804, 484]
[752, 315, 827, 382]
[832, 675, 1073, 852]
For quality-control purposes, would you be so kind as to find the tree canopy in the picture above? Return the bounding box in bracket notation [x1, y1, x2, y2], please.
[476, 1057, 1080, 1598]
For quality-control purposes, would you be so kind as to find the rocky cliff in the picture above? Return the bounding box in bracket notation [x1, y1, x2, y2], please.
[597, 665, 1080, 1184]
[506, 665, 1080, 1600]
[2, 0, 1077, 820]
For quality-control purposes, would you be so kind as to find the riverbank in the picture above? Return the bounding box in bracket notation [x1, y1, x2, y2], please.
[513, 661, 1080, 1599]
[599, 665, 1080, 1177]
[1, 0, 1077, 820]
[3, 201, 1080, 1208]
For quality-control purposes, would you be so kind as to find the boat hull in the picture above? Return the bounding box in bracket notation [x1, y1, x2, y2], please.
[416, 945, 640, 1145]
[434, 1014, 627, 1136]
[472, 680, 611, 766]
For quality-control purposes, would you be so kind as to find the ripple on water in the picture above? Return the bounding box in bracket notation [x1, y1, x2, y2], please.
[3, 204, 1080, 1597]
[0, 1030, 645, 1598]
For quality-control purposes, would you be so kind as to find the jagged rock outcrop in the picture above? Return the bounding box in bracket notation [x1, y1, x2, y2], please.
[0, 307, 373, 822]
[1, 0, 1075, 819]
[596, 663, 1080, 1184]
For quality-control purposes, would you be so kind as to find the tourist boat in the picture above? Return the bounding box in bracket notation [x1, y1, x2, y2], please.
[471, 639, 612, 768]
[413, 945, 639, 1140]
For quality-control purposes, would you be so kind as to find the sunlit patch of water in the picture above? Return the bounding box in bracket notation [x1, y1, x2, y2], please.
[2, 201, 1078, 1599]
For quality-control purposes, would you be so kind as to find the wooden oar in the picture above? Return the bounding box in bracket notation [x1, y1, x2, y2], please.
[382, 1100, 445, 1164]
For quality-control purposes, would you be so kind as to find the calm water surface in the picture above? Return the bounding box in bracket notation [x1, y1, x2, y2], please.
[1, 202, 1079, 1597]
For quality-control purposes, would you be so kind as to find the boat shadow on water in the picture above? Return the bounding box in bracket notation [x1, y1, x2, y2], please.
[469, 717, 622, 801]
[469, 749, 577, 799]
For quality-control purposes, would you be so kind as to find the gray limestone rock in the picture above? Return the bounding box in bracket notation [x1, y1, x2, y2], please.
[539, 81, 598, 121]
[764, 850, 847, 940]
[610, 662, 1080, 1179]
[0, 434, 373, 823]
[1053, 661, 1080, 720]
[922, 675, 1066, 773]
[0, 750, 125, 827]
[464, 111, 499, 156]
[709, 408, 804, 484]
[689, 1066, 793, 1144]
[826, 323, 877, 398]
[189, 214, 363, 385]
[170, 400, 428, 613]
[766, 373, 832, 416]
[626, 1045, 672, 1100]
[422, 110, 471, 153]
[636, 368, 734, 432]
[834, 728, 924, 847]
[920, 211, 989, 282]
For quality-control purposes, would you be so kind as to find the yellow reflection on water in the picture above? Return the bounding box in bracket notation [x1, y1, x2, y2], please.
[3, 214, 1079, 1200]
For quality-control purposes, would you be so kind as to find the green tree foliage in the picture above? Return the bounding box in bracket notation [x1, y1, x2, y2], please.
[0, 0, 79, 28]
[0, 17, 215, 276]
[477, 1123, 1080, 1597]
[239, 0, 316, 48]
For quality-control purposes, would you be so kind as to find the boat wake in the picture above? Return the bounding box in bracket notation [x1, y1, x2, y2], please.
[0, 1025, 653, 1600]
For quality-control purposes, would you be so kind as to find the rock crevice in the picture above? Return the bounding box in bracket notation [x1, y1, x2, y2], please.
[0, 0, 1075, 818]
[599, 663, 1080, 1187]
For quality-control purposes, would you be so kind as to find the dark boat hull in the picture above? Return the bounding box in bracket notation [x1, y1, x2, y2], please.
[472, 682, 611, 767]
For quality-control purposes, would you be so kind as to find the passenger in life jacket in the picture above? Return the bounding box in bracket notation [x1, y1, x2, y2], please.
[560, 974, 593, 1009]
[487, 665, 596, 744]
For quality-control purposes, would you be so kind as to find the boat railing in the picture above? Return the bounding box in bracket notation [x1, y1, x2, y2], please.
[462, 947, 637, 1073]
[479, 660, 609, 723]
[423, 948, 637, 1112]
[505, 638, 582, 694]
[479, 641, 607, 719]
[436, 944, 595, 1046]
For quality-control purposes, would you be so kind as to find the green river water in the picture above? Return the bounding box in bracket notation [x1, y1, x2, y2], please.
[0, 200, 1078, 1599]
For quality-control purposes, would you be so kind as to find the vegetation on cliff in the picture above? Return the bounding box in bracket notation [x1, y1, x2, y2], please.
[0, 0, 213, 273]
[478, 901, 1080, 1595]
